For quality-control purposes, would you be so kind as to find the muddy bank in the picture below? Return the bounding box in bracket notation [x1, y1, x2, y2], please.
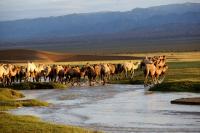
[171, 97, 200, 105]
[149, 81, 200, 92]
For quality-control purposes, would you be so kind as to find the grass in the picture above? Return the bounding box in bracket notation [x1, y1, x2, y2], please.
[0, 88, 49, 111]
[149, 81, 200, 92]
[0, 88, 24, 100]
[118, 51, 200, 62]
[0, 89, 100, 133]
[0, 82, 69, 90]
[148, 61, 200, 92]
[0, 112, 100, 133]
[109, 61, 200, 92]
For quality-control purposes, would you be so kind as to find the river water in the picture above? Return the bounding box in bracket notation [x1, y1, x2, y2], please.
[10, 84, 200, 133]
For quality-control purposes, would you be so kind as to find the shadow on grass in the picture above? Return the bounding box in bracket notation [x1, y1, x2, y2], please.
[149, 81, 200, 92]
[0, 82, 69, 90]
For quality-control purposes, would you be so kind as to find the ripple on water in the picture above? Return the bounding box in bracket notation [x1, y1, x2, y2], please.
[10, 84, 200, 133]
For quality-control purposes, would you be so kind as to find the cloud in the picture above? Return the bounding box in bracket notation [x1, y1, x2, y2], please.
[0, 0, 200, 21]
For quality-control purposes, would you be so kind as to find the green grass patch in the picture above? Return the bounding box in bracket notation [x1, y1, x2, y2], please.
[167, 61, 200, 69]
[149, 81, 200, 92]
[0, 82, 69, 90]
[0, 88, 49, 111]
[0, 99, 49, 111]
[0, 89, 101, 132]
[0, 112, 100, 133]
[110, 61, 200, 85]
[0, 89, 24, 101]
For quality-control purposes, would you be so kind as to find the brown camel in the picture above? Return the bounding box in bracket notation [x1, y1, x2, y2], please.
[155, 64, 168, 84]
[144, 63, 156, 86]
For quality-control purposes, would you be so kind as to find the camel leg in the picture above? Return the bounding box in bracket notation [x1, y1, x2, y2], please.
[151, 75, 156, 84]
[144, 69, 149, 86]
[131, 70, 134, 79]
[89, 78, 92, 86]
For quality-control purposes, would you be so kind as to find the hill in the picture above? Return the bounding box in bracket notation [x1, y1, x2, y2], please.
[0, 49, 139, 63]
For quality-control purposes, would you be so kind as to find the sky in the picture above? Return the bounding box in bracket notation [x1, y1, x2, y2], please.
[0, 0, 200, 21]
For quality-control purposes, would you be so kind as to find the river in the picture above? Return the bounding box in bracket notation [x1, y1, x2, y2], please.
[10, 84, 200, 133]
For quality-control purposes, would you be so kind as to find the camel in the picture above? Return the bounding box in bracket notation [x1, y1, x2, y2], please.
[93, 64, 101, 80]
[27, 62, 37, 73]
[9, 65, 19, 83]
[26, 62, 37, 82]
[154, 64, 168, 84]
[143, 55, 168, 86]
[0, 64, 14, 85]
[80, 65, 97, 86]
[107, 63, 116, 79]
[0, 64, 7, 84]
[123, 61, 140, 79]
[155, 58, 166, 68]
[100, 64, 111, 85]
[144, 63, 157, 86]
[16, 66, 26, 83]
[115, 64, 124, 80]
[66, 66, 81, 86]
[49, 65, 64, 83]
[42, 65, 51, 81]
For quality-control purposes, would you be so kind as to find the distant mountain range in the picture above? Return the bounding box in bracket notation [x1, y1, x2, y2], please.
[0, 3, 200, 53]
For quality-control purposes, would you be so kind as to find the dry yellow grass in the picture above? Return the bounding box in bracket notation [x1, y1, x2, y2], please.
[115, 51, 200, 62]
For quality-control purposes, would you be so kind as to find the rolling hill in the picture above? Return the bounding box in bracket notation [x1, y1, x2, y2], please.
[0, 49, 140, 63]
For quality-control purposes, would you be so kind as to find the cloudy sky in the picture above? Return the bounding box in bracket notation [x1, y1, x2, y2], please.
[0, 0, 199, 21]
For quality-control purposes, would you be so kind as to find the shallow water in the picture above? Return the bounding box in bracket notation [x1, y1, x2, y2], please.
[11, 84, 200, 133]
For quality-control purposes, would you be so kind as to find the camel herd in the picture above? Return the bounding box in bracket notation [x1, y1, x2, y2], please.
[141, 55, 168, 86]
[0, 55, 167, 86]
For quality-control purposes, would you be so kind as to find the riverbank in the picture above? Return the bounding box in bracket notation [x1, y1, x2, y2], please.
[171, 97, 200, 105]
[0, 88, 100, 133]
[8, 84, 200, 133]
[0, 82, 69, 90]
[149, 81, 200, 92]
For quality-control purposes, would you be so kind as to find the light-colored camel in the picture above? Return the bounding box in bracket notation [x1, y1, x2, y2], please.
[42, 65, 51, 81]
[26, 62, 37, 81]
[0, 64, 6, 82]
[0, 64, 12, 84]
[107, 63, 116, 79]
[9, 65, 19, 83]
[101, 64, 110, 74]
[27, 62, 45, 82]
[27, 62, 37, 73]
[100, 64, 111, 85]
[123, 61, 140, 78]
